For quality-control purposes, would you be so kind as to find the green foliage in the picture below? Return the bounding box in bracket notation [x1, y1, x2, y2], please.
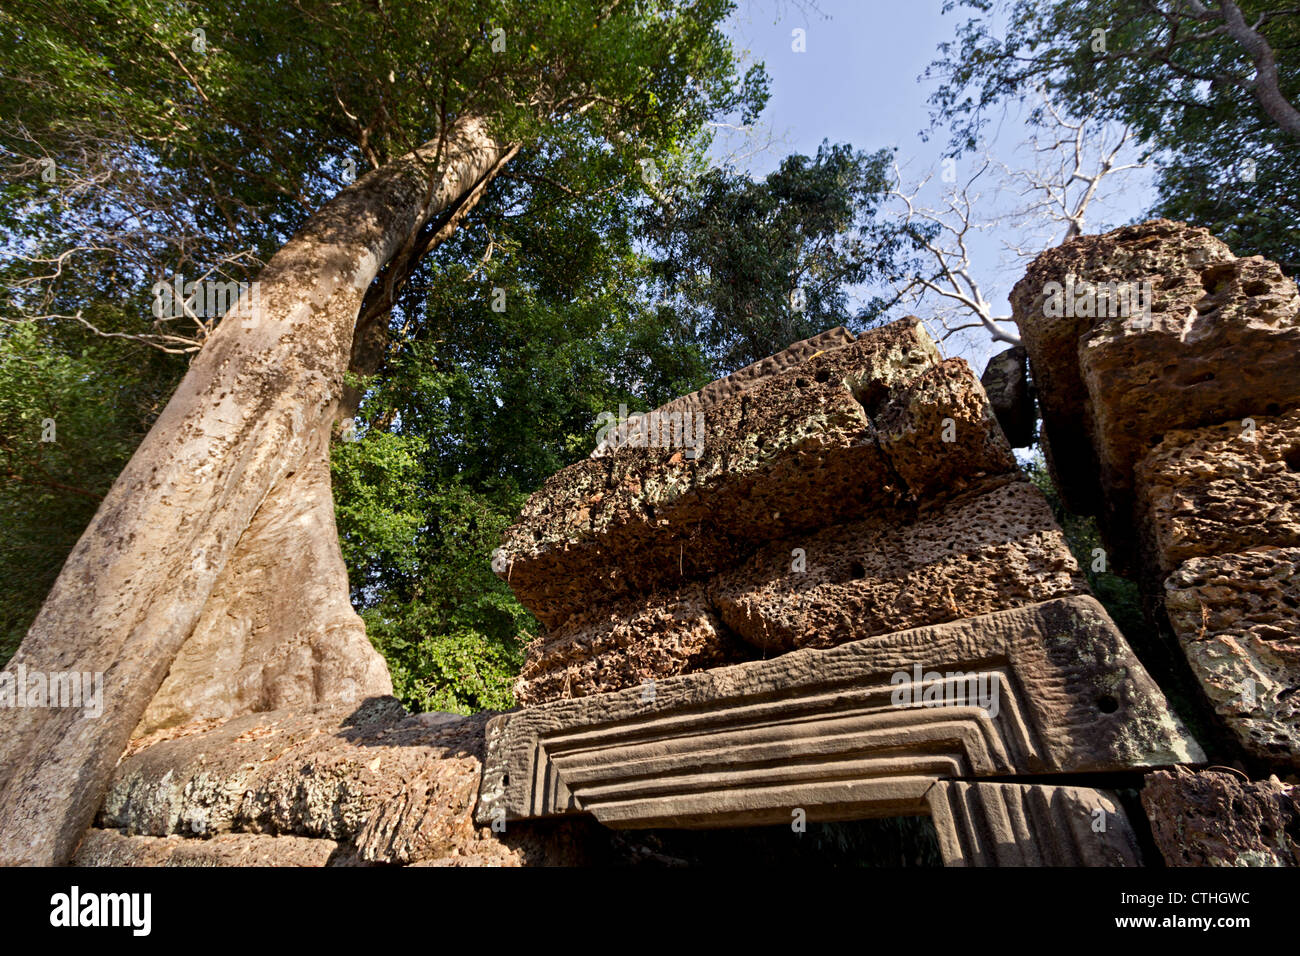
[0, 320, 181, 665]
[1022, 447, 1148, 641]
[648, 142, 911, 373]
[1, 0, 767, 325]
[928, 0, 1300, 269]
[332, 214, 713, 712]
[336, 459, 532, 714]
[332, 431, 430, 586]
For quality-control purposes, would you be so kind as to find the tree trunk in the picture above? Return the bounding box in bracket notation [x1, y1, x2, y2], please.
[0, 116, 509, 865]
[1217, 0, 1300, 142]
[131, 414, 392, 737]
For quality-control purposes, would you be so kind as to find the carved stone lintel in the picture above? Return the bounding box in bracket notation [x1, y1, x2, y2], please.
[476, 597, 1202, 831]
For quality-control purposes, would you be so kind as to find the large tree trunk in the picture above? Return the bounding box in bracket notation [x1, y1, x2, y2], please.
[131, 415, 392, 738]
[0, 116, 509, 865]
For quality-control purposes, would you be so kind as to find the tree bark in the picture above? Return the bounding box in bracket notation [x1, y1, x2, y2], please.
[0, 116, 509, 865]
[131, 414, 392, 737]
[1186, 0, 1300, 141]
[339, 141, 521, 423]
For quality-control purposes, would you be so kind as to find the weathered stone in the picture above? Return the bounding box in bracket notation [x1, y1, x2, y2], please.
[1011, 220, 1231, 514]
[98, 701, 510, 865]
[499, 320, 941, 628]
[509, 334, 1023, 707]
[516, 477, 1070, 704]
[592, 326, 857, 457]
[928, 781, 1141, 866]
[873, 358, 1018, 503]
[75, 813, 605, 868]
[72, 829, 342, 867]
[1076, 251, 1300, 496]
[477, 596, 1202, 830]
[1136, 411, 1300, 574]
[708, 480, 1086, 653]
[514, 583, 753, 707]
[1141, 767, 1300, 866]
[1011, 220, 1300, 516]
[498, 319, 1015, 630]
[1165, 547, 1300, 768]
[980, 345, 1036, 447]
[87, 699, 609, 867]
[1077, 254, 1300, 498]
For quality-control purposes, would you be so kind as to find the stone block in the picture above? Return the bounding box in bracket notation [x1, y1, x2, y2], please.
[97, 701, 514, 865]
[498, 319, 1015, 629]
[592, 325, 857, 457]
[980, 345, 1036, 447]
[873, 358, 1018, 503]
[72, 829, 342, 867]
[1165, 547, 1300, 767]
[1136, 410, 1300, 574]
[514, 583, 753, 707]
[1011, 219, 1300, 512]
[1141, 767, 1300, 866]
[708, 480, 1086, 652]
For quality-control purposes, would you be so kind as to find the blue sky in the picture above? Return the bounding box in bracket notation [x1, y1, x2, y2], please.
[711, 0, 1157, 372]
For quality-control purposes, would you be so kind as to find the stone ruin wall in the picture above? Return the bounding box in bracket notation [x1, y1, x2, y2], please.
[64, 219, 1299, 867]
[1006, 219, 1300, 865]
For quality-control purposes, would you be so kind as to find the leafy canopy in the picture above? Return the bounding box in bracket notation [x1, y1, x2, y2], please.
[927, 0, 1300, 269]
[648, 142, 911, 373]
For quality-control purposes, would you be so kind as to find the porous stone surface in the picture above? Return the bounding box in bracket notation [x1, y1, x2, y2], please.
[73, 829, 343, 867]
[592, 326, 857, 457]
[1141, 767, 1300, 866]
[1136, 410, 1300, 574]
[1078, 253, 1298, 495]
[1165, 547, 1300, 768]
[873, 358, 1017, 503]
[497, 319, 1017, 630]
[980, 345, 1035, 448]
[707, 480, 1086, 653]
[514, 417, 1035, 704]
[514, 583, 754, 707]
[93, 698, 588, 867]
[505, 319, 1028, 705]
[1011, 219, 1300, 515]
